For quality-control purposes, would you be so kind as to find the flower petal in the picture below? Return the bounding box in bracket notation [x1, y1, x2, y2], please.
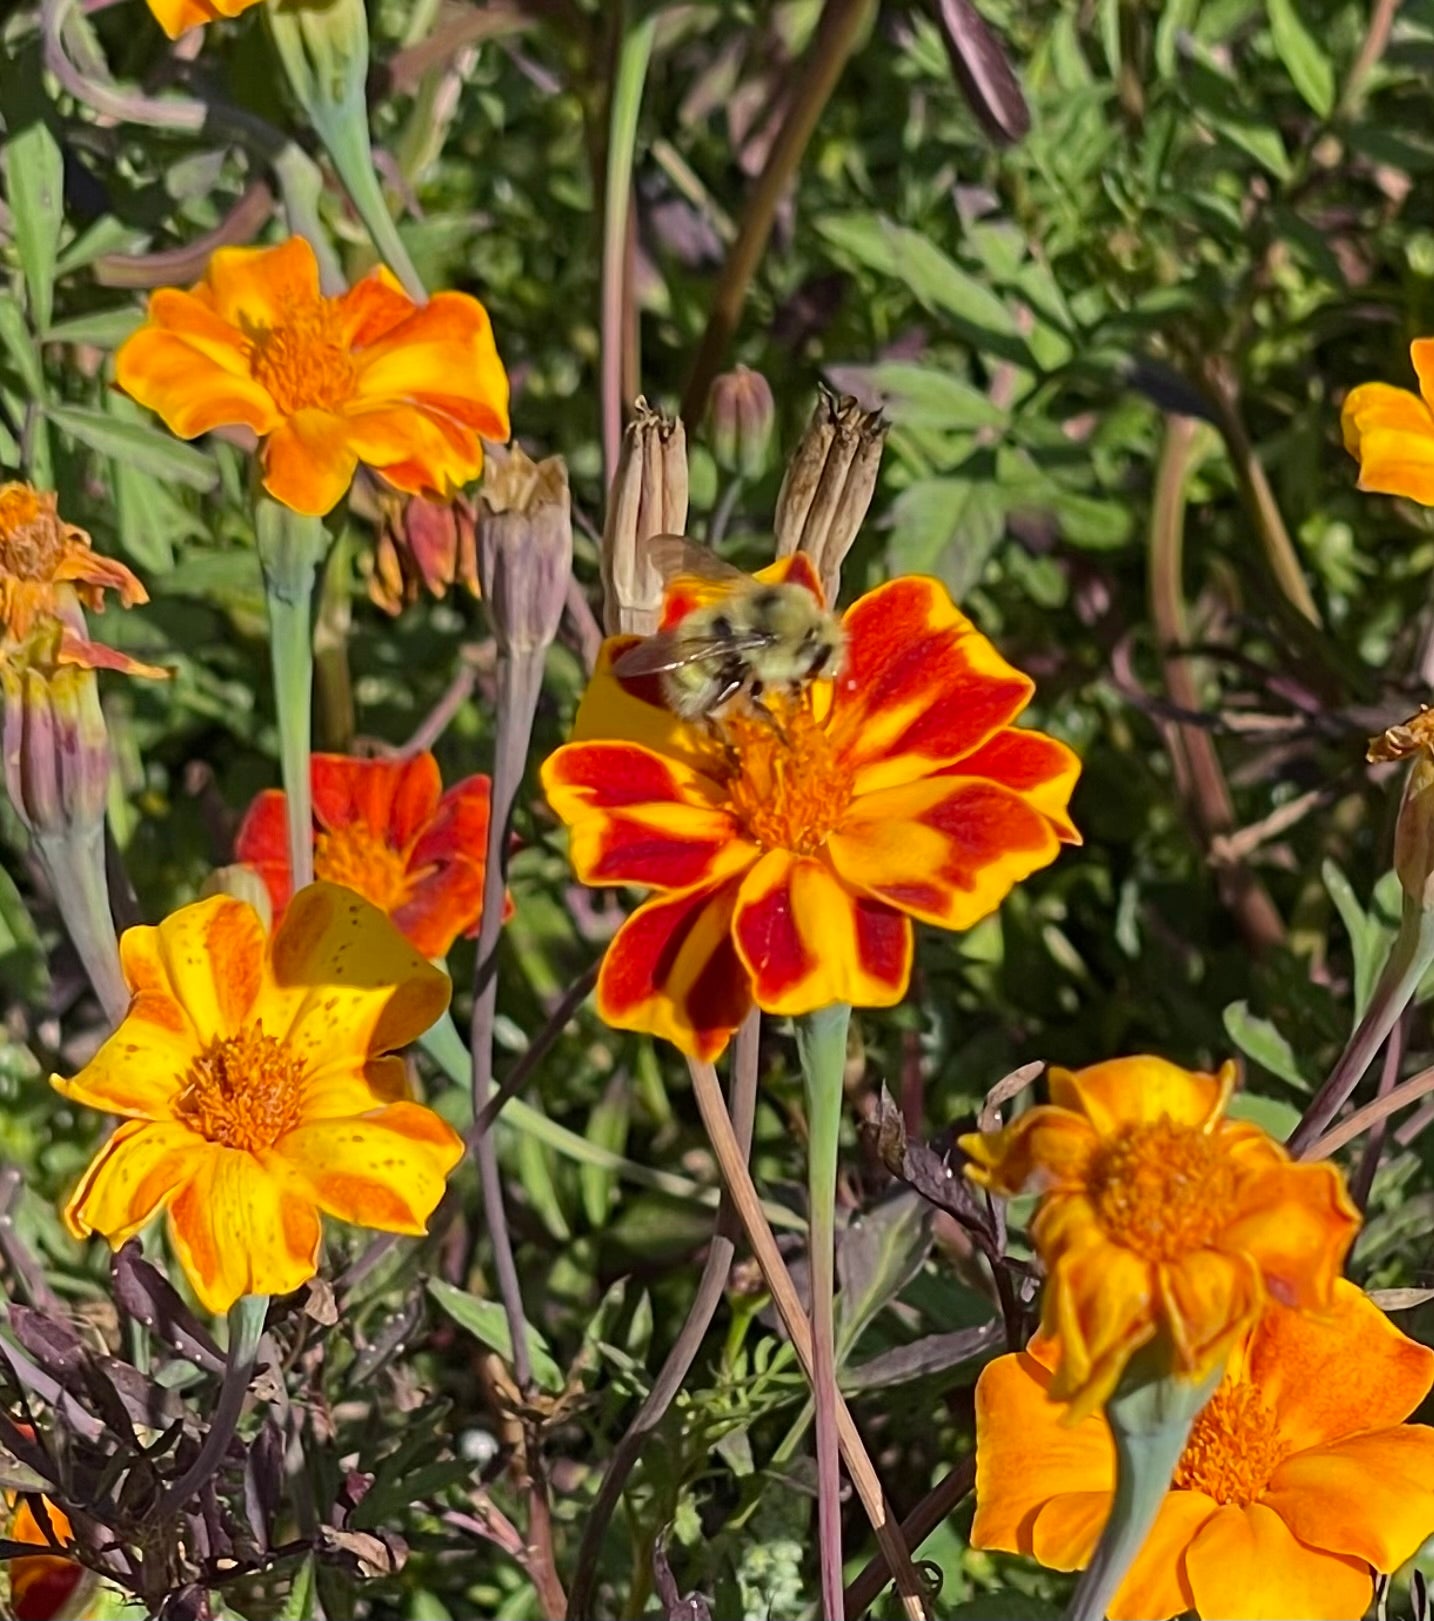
[395, 772, 494, 955]
[597, 883, 751, 1060]
[1184, 1503, 1372, 1621]
[828, 776, 1061, 930]
[62, 1120, 200, 1246]
[51, 969, 197, 1120]
[950, 727, 1082, 842]
[1107, 1492, 1221, 1621]
[335, 267, 416, 348]
[731, 850, 912, 1015]
[261, 411, 359, 517]
[1341, 381, 1434, 504]
[1050, 1055, 1231, 1135]
[310, 751, 440, 846]
[123, 894, 266, 1046]
[167, 1146, 321, 1314]
[263, 882, 450, 1067]
[958, 1108, 1097, 1196]
[271, 1101, 462, 1233]
[1341, 381, 1433, 454]
[570, 639, 721, 777]
[1413, 338, 1434, 409]
[1220, 1158, 1357, 1313]
[1039, 1221, 1159, 1417]
[300, 1055, 411, 1121]
[234, 788, 294, 920]
[114, 325, 280, 440]
[1028, 1492, 1108, 1570]
[201, 239, 322, 332]
[1155, 1247, 1263, 1378]
[829, 577, 1036, 794]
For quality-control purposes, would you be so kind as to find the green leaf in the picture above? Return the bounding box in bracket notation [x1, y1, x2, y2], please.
[887, 477, 1006, 600]
[859, 362, 1007, 432]
[43, 405, 219, 492]
[426, 1279, 564, 1392]
[579, 1076, 630, 1229]
[0, 296, 45, 400]
[0, 46, 65, 335]
[0, 864, 48, 1003]
[1222, 1001, 1310, 1091]
[1324, 860, 1401, 1023]
[277, 1555, 321, 1621]
[1266, 0, 1335, 117]
[44, 309, 145, 349]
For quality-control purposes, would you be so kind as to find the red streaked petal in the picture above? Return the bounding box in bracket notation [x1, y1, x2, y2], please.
[829, 576, 1035, 794]
[952, 727, 1082, 842]
[569, 641, 727, 778]
[828, 775, 1062, 930]
[658, 550, 828, 631]
[597, 884, 751, 1059]
[731, 850, 912, 1015]
[234, 789, 295, 920]
[543, 740, 725, 815]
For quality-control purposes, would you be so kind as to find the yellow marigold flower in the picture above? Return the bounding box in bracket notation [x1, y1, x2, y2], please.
[115, 236, 510, 518]
[145, 0, 264, 39]
[1341, 339, 1434, 506]
[55, 883, 461, 1314]
[973, 1281, 1434, 1620]
[960, 1056, 1358, 1421]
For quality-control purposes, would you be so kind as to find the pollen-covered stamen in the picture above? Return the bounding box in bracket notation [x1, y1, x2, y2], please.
[0, 485, 67, 582]
[176, 1026, 305, 1152]
[721, 699, 853, 856]
[1088, 1117, 1237, 1259]
[249, 297, 357, 415]
[314, 821, 413, 913]
[1172, 1381, 1287, 1506]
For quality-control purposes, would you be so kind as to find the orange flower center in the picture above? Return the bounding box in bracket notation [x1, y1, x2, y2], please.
[1088, 1118, 1236, 1260]
[176, 1026, 304, 1152]
[0, 484, 66, 583]
[249, 297, 357, 416]
[314, 821, 413, 914]
[1171, 1380, 1287, 1506]
[721, 701, 852, 856]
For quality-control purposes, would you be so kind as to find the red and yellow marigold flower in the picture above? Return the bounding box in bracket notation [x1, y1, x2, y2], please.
[55, 883, 461, 1313]
[1341, 339, 1434, 505]
[7, 1496, 81, 1621]
[115, 237, 510, 518]
[145, 0, 263, 37]
[542, 559, 1081, 1059]
[234, 751, 499, 960]
[961, 1056, 1359, 1421]
[973, 1281, 1434, 1620]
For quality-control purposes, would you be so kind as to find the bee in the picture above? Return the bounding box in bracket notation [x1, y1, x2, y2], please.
[613, 536, 845, 724]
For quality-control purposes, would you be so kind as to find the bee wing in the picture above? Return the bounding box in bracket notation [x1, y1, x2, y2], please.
[613, 626, 773, 679]
[646, 534, 755, 600]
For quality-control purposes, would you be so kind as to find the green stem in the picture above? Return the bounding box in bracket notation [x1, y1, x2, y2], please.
[797, 1002, 851, 1621]
[256, 499, 326, 891]
[33, 824, 126, 1027]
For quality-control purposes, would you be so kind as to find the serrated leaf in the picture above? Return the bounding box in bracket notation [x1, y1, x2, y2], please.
[43, 405, 218, 492]
[426, 1279, 563, 1392]
[0, 48, 65, 335]
[1222, 1000, 1310, 1091]
[857, 362, 1007, 431]
[888, 476, 1005, 600]
[1266, 0, 1335, 117]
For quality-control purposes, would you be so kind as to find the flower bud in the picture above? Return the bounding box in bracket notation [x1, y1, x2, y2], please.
[1, 633, 110, 840]
[265, 0, 370, 130]
[774, 388, 888, 601]
[1374, 709, 1434, 909]
[475, 444, 573, 657]
[369, 493, 478, 616]
[929, 0, 1031, 146]
[708, 365, 775, 481]
[601, 400, 689, 635]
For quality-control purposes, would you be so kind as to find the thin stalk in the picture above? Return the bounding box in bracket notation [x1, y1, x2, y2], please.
[600, 6, 656, 486]
[159, 1295, 268, 1517]
[1303, 1058, 1434, 1160]
[1351, 1012, 1406, 1208]
[797, 1003, 851, 1621]
[34, 824, 126, 1025]
[1288, 900, 1434, 1156]
[843, 1460, 974, 1617]
[566, 1013, 762, 1621]
[686, 1056, 929, 1621]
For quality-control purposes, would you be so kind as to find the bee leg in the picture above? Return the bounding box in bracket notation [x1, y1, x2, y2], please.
[748, 690, 791, 746]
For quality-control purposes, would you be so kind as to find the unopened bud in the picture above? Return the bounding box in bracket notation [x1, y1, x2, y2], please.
[1374, 709, 1434, 908]
[929, 0, 1031, 147]
[475, 444, 573, 657]
[774, 388, 887, 601]
[369, 493, 478, 616]
[601, 400, 689, 635]
[202, 865, 274, 930]
[266, 0, 370, 128]
[708, 366, 775, 480]
[1, 638, 109, 840]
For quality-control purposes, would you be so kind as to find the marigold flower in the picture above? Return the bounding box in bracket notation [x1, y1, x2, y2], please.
[961, 1056, 1359, 1421]
[235, 752, 499, 961]
[1341, 339, 1434, 506]
[115, 237, 510, 518]
[543, 560, 1081, 1059]
[8, 1496, 81, 1621]
[973, 1280, 1434, 1620]
[55, 883, 460, 1313]
[145, 0, 263, 37]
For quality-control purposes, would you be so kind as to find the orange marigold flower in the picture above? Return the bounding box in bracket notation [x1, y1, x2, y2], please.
[0, 483, 155, 676]
[115, 237, 510, 518]
[234, 751, 500, 960]
[972, 1280, 1434, 1621]
[8, 1497, 81, 1621]
[145, 0, 263, 37]
[1341, 339, 1434, 506]
[542, 558, 1081, 1059]
[55, 883, 460, 1314]
[960, 1055, 1359, 1421]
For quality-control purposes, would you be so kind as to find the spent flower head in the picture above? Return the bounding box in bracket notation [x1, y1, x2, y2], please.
[475, 444, 573, 658]
[773, 389, 887, 601]
[600, 400, 689, 635]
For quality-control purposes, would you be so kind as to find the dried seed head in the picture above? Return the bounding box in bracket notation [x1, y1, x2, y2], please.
[774, 388, 887, 601]
[708, 365, 776, 481]
[475, 443, 573, 657]
[600, 400, 689, 635]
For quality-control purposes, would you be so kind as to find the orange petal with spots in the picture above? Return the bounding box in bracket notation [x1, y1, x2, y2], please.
[1219, 1158, 1357, 1313]
[1049, 1055, 1232, 1135]
[120, 893, 266, 1046]
[948, 727, 1082, 843]
[263, 882, 450, 1068]
[300, 1055, 411, 1123]
[62, 1120, 202, 1247]
[596, 883, 751, 1060]
[261, 409, 359, 517]
[272, 1101, 462, 1233]
[1183, 1503, 1371, 1621]
[731, 849, 912, 1016]
[167, 1146, 322, 1314]
[828, 774, 1061, 931]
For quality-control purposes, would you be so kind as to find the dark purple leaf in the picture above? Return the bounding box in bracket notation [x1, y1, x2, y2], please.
[930, 0, 1031, 145]
[112, 1244, 225, 1375]
[844, 1323, 1003, 1391]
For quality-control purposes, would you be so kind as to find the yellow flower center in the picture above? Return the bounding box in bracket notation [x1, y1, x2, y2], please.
[314, 820, 413, 914]
[249, 298, 357, 415]
[0, 484, 66, 582]
[1171, 1381, 1287, 1506]
[1088, 1118, 1236, 1260]
[176, 1026, 305, 1152]
[720, 701, 853, 856]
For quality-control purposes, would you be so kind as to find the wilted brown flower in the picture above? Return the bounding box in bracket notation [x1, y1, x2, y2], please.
[1371, 707, 1434, 908]
[774, 389, 887, 601]
[369, 493, 478, 616]
[600, 401, 689, 635]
